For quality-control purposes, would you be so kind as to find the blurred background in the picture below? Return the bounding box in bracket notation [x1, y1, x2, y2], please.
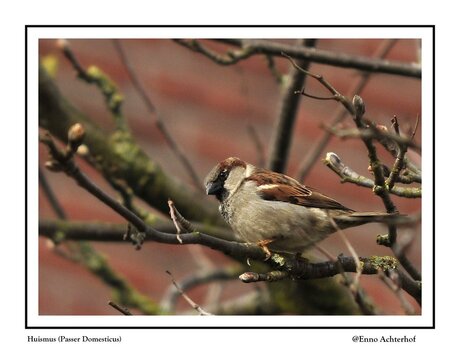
[38, 38, 421, 315]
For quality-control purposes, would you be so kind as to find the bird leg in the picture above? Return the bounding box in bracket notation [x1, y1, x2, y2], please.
[257, 239, 275, 260]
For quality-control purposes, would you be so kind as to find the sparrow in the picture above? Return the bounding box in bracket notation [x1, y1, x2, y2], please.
[204, 157, 395, 255]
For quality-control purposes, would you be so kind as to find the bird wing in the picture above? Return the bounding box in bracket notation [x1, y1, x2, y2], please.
[246, 169, 353, 211]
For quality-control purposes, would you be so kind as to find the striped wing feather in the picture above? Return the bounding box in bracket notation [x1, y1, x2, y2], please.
[246, 169, 353, 211]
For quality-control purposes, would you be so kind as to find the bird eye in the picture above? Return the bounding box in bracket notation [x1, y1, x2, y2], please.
[219, 170, 228, 179]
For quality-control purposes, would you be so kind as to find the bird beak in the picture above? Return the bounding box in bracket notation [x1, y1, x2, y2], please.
[206, 181, 222, 195]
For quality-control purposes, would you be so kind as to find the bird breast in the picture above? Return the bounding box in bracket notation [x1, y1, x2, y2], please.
[221, 182, 335, 252]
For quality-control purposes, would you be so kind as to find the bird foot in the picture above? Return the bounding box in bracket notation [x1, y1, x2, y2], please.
[257, 239, 274, 260]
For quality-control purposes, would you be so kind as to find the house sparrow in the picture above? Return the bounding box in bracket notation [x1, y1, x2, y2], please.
[204, 157, 394, 255]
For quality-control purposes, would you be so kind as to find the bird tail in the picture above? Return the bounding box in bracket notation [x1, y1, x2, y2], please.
[332, 212, 408, 228]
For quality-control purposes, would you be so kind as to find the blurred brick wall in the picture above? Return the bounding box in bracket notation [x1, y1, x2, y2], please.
[38, 38, 421, 315]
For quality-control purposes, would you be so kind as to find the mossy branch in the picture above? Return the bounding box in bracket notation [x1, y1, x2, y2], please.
[39, 65, 223, 225]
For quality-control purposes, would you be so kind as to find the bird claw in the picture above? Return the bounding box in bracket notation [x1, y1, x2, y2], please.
[257, 239, 274, 260]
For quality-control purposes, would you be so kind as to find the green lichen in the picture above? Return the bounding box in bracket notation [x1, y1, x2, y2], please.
[271, 253, 286, 267]
[110, 93, 124, 109]
[269, 277, 361, 315]
[86, 65, 101, 78]
[86, 65, 124, 115]
[112, 289, 161, 315]
[110, 131, 138, 159]
[41, 55, 59, 78]
[78, 242, 160, 314]
[369, 255, 398, 271]
[52, 230, 66, 244]
[142, 212, 158, 226]
[376, 233, 391, 246]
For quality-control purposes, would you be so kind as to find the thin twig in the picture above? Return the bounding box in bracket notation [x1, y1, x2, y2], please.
[329, 216, 363, 288]
[285, 55, 421, 283]
[386, 141, 409, 190]
[352, 97, 421, 281]
[168, 199, 195, 233]
[378, 270, 415, 315]
[296, 88, 337, 101]
[323, 152, 421, 198]
[391, 237, 422, 281]
[40, 130, 147, 233]
[296, 39, 398, 181]
[56, 39, 87, 79]
[351, 97, 407, 280]
[239, 270, 289, 283]
[282, 52, 355, 114]
[40, 126, 421, 303]
[215, 39, 420, 78]
[41, 126, 160, 314]
[246, 124, 266, 167]
[385, 116, 412, 190]
[323, 124, 421, 153]
[108, 301, 133, 315]
[165, 271, 213, 315]
[317, 217, 375, 315]
[391, 115, 401, 135]
[39, 218, 234, 243]
[168, 199, 185, 243]
[173, 39, 256, 65]
[161, 267, 242, 312]
[39, 65, 224, 225]
[58, 39, 126, 130]
[267, 39, 317, 173]
[168, 199, 227, 307]
[188, 289, 275, 315]
[411, 115, 420, 141]
[264, 54, 284, 84]
[351, 95, 397, 213]
[39, 167, 67, 219]
[112, 39, 202, 190]
[39, 162, 80, 259]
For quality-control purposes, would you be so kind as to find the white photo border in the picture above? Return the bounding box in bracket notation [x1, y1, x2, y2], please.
[27, 25, 433, 328]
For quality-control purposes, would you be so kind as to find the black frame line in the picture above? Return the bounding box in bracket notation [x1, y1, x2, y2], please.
[27, 25, 434, 329]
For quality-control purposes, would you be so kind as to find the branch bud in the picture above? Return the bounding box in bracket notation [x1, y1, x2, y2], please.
[239, 272, 260, 283]
[352, 94, 366, 118]
[44, 160, 62, 172]
[56, 38, 70, 50]
[324, 152, 343, 169]
[76, 144, 89, 157]
[68, 123, 85, 148]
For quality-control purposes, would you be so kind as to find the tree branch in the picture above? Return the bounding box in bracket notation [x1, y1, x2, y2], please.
[40, 125, 421, 305]
[108, 301, 133, 315]
[165, 271, 213, 315]
[267, 39, 317, 173]
[324, 152, 421, 198]
[241, 255, 420, 304]
[39, 65, 223, 225]
[323, 124, 421, 154]
[39, 167, 67, 219]
[246, 124, 266, 167]
[112, 39, 202, 190]
[285, 59, 421, 283]
[39, 218, 235, 243]
[58, 39, 127, 131]
[161, 268, 242, 313]
[214, 39, 421, 78]
[173, 39, 256, 65]
[191, 290, 276, 315]
[295, 39, 399, 181]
